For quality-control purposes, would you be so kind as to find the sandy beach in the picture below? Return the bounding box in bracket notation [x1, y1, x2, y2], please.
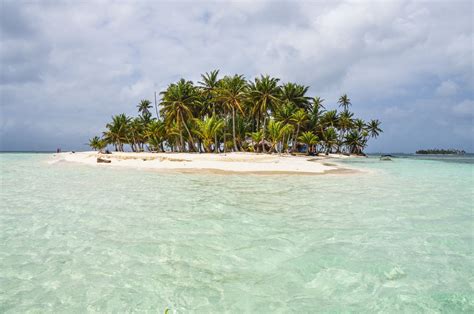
[51, 151, 359, 175]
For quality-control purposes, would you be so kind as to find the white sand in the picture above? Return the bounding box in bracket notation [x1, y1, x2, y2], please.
[51, 151, 359, 175]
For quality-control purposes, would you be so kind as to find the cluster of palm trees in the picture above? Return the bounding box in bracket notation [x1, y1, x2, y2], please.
[89, 70, 382, 155]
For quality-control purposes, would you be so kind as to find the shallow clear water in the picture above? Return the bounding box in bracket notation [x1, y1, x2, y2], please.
[0, 153, 473, 312]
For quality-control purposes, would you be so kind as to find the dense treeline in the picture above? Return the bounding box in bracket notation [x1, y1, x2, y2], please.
[416, 149, 466, 155]
[89, 70, 382, 155]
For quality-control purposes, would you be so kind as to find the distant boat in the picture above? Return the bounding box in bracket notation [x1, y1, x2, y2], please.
[380, 154, 393, 161]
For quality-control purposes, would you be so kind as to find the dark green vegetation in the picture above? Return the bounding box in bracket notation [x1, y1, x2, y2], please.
[89, 71, 382, 155]
[416, 149, 466, 155]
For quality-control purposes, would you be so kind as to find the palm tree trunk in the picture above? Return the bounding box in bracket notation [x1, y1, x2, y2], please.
[213, 105, 218, 154]
[281, 134, 286, 153]
[232, 107, 238, 152]
[180, 130, 184, 152]
[261, 116, 267, 153]
[180, 112, 196, 152]
[223, 116, 227, 153]
[293, 124, 300, 152]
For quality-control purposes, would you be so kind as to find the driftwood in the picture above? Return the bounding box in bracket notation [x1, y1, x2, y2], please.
[97, 157, 111, 163]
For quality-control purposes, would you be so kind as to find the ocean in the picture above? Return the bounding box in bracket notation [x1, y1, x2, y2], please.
[0, 153, 473, 312]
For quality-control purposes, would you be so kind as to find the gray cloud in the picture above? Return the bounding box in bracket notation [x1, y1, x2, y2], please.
[0, 0, 473, 152]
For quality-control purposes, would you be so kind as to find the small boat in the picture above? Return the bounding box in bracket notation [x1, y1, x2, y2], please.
[380, 154, 393, 161]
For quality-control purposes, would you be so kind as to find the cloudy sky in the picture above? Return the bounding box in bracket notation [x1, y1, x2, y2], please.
[1, 0, 472, 152]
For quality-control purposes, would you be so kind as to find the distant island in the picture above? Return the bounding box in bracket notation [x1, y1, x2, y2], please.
[89, 70, 382, 156]
[416, 149, 466, 155]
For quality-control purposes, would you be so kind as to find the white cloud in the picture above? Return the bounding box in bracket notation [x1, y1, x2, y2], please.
[0, 0, 473, 152]
[452, 99, 474, 117]
[436, 80, 459, 97]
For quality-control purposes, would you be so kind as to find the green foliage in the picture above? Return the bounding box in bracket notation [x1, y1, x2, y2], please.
[416, 148, 465, 155]
[194, 116, 225, 152]
[298, 131, 318, 144]
[88, 136, 106, 151]
[267, 119, 293, 153]
[94, 71, 382, 155]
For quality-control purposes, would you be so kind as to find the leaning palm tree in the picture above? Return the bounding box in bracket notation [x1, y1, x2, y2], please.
[217, 74, 247, 151]
[298, 131, 318, 155]
[160, 79, 198, 152]
[338, 94, 351, 112]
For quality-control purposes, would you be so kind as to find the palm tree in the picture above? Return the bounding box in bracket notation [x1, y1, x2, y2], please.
[267, 119, 293, 153]
[311, 96, 325, 110]
[345, 130, 366, 154]
[233, 115, 250, 151]
[275, 103, 297, 151]
[89, 136, 106, 152]
[290, 109, 308, 152]
[337, 110, 354, 152]
[320, 110, 339, 129]
[338, 94, 351, 112]
[367, 119, 382, 138]
[198, 70, 220, 102]
[280, 82, 310, 110]
[217, 74, 247, 151]
[298, 131, 318, 155]
[308, 97, 325, 132]
[91, 70, 382, 154]
[128, 117, 147, 152]
[163, 122, 181, 152]
[198, 70, 221, 152]
[247, 75, 281, 152]
[145, 119, 166, 152]
[103, 114, 131, 151]
[194, 116, 225, 152]
[354, 118, 366, 132]
[137, 100, 153, 118]
[275, 103, 296, 124]
[322, 127, 338, 155]
[250, 130, 263, 153]
[160, 79, 198, 152]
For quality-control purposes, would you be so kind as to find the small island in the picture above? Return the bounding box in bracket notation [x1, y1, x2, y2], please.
[416, 149, 466, 155]
[89, 70, 382, 156]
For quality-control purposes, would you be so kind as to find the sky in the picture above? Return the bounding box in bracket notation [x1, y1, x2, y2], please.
[0, 0, 473, 153]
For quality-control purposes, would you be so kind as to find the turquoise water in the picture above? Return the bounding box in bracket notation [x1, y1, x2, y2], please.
[0, 153, 473, 312]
